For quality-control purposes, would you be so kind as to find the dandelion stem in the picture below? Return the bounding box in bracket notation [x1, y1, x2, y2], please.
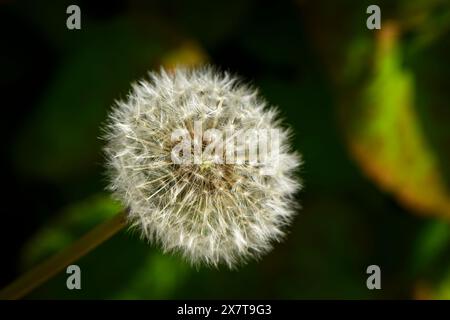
[0, 210, 128, 300]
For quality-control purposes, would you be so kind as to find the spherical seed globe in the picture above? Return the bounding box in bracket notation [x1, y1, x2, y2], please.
[104, 67, 302, 268]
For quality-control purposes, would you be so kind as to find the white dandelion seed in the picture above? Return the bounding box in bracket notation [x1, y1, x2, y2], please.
[104, 66, 302, 268]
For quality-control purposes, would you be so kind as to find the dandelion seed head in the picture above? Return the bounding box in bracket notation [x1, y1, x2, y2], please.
[104, 66, 302, 268]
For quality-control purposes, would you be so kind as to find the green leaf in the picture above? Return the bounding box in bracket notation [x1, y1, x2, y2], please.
[21, 194, 122, 269]
[411, 220, 450, 273]
[21, 194, 191, 299]
[345, 24, 450, 219]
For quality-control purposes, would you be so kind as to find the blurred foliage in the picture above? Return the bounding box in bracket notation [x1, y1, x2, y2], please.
[300, 0, 450, 220]
[21, 194, 121, 269]
[21, 193, 191, 299]
[1, 0, 450, 299]
[347, 23, 450, 219]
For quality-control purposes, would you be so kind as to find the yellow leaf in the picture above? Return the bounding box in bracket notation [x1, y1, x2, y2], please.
[161, 40, 208, 69]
